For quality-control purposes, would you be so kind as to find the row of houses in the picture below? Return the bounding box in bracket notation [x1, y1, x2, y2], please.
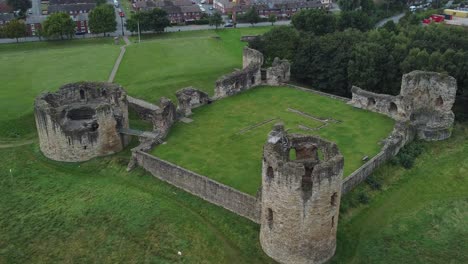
[213, 0, 329, 17]
[0, 0, 92, 36]
[133, 0, 204, 24]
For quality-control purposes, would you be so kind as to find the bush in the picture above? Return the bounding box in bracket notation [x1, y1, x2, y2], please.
[393, 141, 425, 169]
[358, 191, 370, 204]
[365, 175, 382, 190]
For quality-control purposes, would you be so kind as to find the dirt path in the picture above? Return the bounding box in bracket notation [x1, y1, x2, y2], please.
[108, 36, 131, 83]
[0, 139, 34, 149]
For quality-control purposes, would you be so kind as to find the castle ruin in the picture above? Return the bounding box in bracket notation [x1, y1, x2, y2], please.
[350, 71, 457, 141]
[34, 82, 129, 162]
[214, 47, 290, 99]
[260, 123, 344, 264]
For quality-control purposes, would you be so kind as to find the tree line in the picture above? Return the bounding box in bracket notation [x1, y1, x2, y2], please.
[250, 9, 468, 120]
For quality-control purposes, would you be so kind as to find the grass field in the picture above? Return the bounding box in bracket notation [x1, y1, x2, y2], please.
[116, 28, 272, 103]
[332, 124, 468, 263]
[0, 38, 120, 139]
[152, 86, 394, 195]
[0, 141, 274, 263]
[0, 27, 466, 263]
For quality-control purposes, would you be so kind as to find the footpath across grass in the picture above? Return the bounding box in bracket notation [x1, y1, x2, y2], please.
[116, 27, 272, 103]
[152, 86, 394, 195]
[332, 124, 468, 263]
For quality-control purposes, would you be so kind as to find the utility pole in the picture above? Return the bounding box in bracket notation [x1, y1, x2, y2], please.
[137, 18, 141, 43]
[120, 13, 125, 36]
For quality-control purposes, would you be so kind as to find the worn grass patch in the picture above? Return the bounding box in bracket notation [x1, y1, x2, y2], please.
[152, 86, 394, 195]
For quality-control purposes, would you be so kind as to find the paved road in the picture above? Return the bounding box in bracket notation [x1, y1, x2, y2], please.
[376, 13, 405, 27]
[0, 20, 290, 44]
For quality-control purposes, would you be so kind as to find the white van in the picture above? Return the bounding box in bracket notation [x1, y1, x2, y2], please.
[114, 0, 119, 8]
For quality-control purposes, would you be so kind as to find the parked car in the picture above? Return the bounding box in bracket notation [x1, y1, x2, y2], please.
[209, 7, 213, 10]
[201, 0, 206, 3]
[224, 23, 233, 27]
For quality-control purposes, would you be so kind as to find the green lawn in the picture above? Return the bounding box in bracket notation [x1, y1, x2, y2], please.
[152, 86, 394, 195]
[116, 28, 272, 103]
[0, 141, 274, 263]
[332, 124, 468, 263]
[0, 38, 120, 139]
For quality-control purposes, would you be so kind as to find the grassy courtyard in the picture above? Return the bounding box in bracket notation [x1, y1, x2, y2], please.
[152, 86, 394, 195]
[116, 27, 272, 102]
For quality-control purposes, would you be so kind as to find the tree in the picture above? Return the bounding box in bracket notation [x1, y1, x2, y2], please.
[147, 8, 170, 32]
[126, 9, 169, 33]
[43, 12, 75, 40]
[89, 4, 117, 36]
[244, 6, 260, 26]
[249, 26, 299, 65]
[268, 14, 277, 26]
[209, 12, 223, 29]
[292, 9, 337, 35]
[6, 0, 31, 15]
[338, 11, 373, 32]
[3, 19, 26, 42]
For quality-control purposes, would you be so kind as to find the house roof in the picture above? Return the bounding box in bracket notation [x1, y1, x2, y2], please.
[0, 13, 14, 22]
[140, 0, 201, 14]
[49, 0, 96, 4]
[0, 0, 13, 13]
[26, 14, 47, 24]
[48, 3, 96, 13]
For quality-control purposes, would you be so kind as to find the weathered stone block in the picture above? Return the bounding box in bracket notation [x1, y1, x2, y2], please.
[175, 87, 211, 116]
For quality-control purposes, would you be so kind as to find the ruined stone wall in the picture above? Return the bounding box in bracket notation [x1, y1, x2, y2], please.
[260, 124, 344, 264]
[175, 87, 211, 117]
[214, 47, 290, 99]
[152, 97, 176, 137]
[34, 82, 129, 162]
[127, 95, 160, 122]
[349, 71, 457, 141]
[242, 47, 263, 69]
[341, 122, 415, 194]
[265, 58, 291, 86]
[133, 150, 261, 223]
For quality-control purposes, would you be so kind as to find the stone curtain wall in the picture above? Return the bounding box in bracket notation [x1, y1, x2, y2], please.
[133, 150, 261, 223]
[127, 95, 160, 121]
[341, 122, 415, 194]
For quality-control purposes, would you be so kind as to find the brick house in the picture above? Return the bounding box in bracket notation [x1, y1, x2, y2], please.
[0, 13, 14, 28]
[134, 0, 203, 24]
[215, 0, 324, 19]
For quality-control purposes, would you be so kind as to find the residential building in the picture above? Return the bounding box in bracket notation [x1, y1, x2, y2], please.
[134, 0, 203, 24]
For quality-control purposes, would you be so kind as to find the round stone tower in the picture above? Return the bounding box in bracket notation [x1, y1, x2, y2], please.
[34, 82, 129, 162]
[260, 123, 344, 264]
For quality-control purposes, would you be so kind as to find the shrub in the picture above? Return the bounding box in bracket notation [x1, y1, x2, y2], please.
[393, 141, 425, 169]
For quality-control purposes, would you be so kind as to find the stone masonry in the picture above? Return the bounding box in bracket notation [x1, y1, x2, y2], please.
[175, 87, 211, 117]
[34, 82, 129, 162]
[260, 123, 344, 264]
[349, 71, 457, 140]
[214, 47, 291, 99]
[152, 97, 177, 137]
